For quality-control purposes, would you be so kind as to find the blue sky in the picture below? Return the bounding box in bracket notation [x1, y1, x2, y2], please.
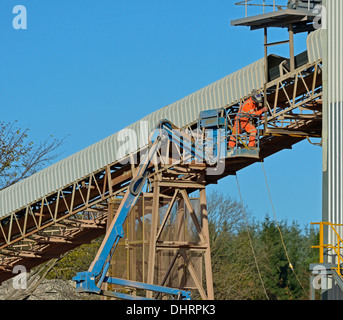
[0, 0, 322, 228]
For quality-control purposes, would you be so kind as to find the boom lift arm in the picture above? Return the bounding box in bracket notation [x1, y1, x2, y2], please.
[73, 119, 214, 300]
[73, 108, 261, 300]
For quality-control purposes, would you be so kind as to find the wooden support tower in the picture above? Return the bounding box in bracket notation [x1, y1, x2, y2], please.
[109, 163, 214, 300]
[145, 165, 214, 299]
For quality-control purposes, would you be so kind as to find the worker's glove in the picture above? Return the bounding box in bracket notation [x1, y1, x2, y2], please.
[259, 107, 268, 119]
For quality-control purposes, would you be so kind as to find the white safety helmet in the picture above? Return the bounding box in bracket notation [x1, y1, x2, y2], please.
[251, 89, 263, 104]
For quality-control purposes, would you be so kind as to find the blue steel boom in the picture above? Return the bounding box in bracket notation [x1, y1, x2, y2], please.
[73, 106, 265, 299]
[73, 118, 223, 300]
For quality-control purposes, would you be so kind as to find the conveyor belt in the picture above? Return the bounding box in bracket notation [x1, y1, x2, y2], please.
[0, 30, 323, 283]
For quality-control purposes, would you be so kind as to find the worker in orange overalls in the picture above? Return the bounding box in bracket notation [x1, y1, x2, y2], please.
[228, 90, 267, 150]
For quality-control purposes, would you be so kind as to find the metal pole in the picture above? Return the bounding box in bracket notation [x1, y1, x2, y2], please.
[101, 201, 114, 299]
[321, 0, 328, 259]
[200, 188, 214, 300]
[288, 24, 295, 72]
[264, 27, 268, 132]
[310, 275, 316, 300]
[146, 180, 159, 298]
[319, 222, 324, 263]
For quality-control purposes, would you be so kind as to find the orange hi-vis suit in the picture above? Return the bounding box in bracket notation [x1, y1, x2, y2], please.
[228, 97, 267, 148]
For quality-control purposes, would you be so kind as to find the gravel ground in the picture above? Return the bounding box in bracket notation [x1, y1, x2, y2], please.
[0, 277, 99, 300]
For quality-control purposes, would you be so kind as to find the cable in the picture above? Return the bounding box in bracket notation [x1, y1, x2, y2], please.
[235, 174, 269, 300]
[260, 160, 309, 298]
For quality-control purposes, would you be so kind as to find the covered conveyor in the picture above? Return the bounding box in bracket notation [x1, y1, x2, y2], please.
[0, 29, 323, 285]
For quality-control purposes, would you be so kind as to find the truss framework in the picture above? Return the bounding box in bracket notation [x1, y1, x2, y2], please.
[0, 59, 323, 285]
[106, 164, 213, 300]
[145, 166, 213, 299]
[264, 59, 322, 135]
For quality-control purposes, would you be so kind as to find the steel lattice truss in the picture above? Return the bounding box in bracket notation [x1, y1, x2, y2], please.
[0, 59, 322, 284]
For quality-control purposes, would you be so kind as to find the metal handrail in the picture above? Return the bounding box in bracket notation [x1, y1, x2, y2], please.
[235, 0, 322, 17]
[227, 112, 261, 150]
[235, 0, 287, 17]
[311, 222, 343, 276]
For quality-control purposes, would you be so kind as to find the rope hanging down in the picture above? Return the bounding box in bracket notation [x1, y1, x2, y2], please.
[235, 174, 269, 300]
[260, 161, 309, 298]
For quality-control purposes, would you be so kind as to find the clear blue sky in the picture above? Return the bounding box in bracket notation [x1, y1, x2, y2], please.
[0, 0, 322, 228]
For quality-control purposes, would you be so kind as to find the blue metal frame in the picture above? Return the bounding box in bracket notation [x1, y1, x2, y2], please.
[226, 111, 261, 159]
[73, 119, 203, 300]
[104, 277, 191, 300]
[73, 110, 261, 300]
[198, 108, 228, 162]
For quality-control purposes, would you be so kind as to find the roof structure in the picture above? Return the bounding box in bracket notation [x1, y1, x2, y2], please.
[231, 8, 319, 31]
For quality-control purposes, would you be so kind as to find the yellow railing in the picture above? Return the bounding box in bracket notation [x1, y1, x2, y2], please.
[311, 222, 343, 276]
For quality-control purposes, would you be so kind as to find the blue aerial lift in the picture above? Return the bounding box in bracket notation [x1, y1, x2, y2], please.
[73, 107, 262, 300]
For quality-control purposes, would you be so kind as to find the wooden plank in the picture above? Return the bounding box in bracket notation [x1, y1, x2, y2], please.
[155, 190, 179, 241]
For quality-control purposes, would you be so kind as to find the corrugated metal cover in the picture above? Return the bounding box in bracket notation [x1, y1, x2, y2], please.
[327, 2, 343, 103]
[307, 28, 325, 63]
[324, 0, 343, 240]
[324, 0, 343, 228]
[322, 0, 343, 299]
[0, 58, 266, 217]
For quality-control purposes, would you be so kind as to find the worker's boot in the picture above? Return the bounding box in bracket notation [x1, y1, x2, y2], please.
[228, 141, 236, 150]
[248, 143, 257, 150]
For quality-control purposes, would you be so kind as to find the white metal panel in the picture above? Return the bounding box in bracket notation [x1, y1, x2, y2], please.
[324, 0, 343, 227]
[321, 0, 343, 299]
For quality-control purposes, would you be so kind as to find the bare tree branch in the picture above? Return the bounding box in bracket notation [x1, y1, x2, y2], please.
[0, 120, 65, 190]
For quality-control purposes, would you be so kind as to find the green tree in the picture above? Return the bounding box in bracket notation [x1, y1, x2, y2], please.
[256, 216, 318, 300]
[207, 193, 319, 300]
[207, 192, 267, 300]
[47, 237, 103, 280]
